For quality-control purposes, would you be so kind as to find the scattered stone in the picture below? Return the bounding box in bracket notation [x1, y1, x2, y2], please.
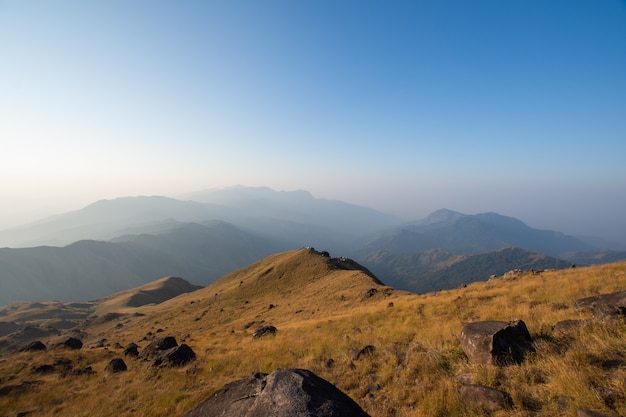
[21, 341, 46, 352]
[361, 288, 378, 301]
[139, 336, 178, 359]
[351, 345, 376, 360]
[93, 339, 106, 348]
[553, 320, 587, 338]
[54, 357, 73, 370]
[123, 342, 139, 357]
[460, 319, 534, 365]
[32, 364, 55, 374]
[182, 368, 371, 417]
[105, 358, 127, 373]
[153, 344, 196, 367]
[456, 384, 513, 412]
[0, 381, 40, 397]
[252, 325, 277, 339]
[63, 337, 83, 350]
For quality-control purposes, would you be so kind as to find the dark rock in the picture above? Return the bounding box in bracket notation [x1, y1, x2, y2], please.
[351, 345, 376, 360]
[54, 357, 73, 370]
[575, 290, 626, 321]
[21, 341, 46, 352]
[594, 291, 626, 321]
[183, 368, 371, 417]
[361, 288, 378, 301]
[0, 381, 40, 397]
[456, 384, 513, 412]
[123, 342, 139, 357]
[252, 325, 277, 339]
[32, 364, 55, 374]
[553, 319, 586, 338]
[577, 409, 617, 417]
[63, 337, 83, 350]
[460, 319, 534, 365]
[153, 344, 196, 367]
[105, 358, 127, 373]
[138, 336, 178, 359]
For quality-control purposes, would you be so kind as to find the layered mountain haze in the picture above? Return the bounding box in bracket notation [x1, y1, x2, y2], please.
[0, 221, 282, 306]
[358, 209, 595, 258]
[1, 187, 625, 308]
[0, 187, 398, 250]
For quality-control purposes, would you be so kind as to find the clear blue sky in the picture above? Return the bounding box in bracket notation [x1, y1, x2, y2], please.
[1, 1, 625, 243]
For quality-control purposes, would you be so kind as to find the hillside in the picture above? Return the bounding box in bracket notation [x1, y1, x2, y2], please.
[0, 250, 625, 417]
[362, 247, 571, 293]
[0, 276, 203, 352]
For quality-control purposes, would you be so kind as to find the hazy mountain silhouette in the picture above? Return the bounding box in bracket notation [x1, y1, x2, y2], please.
[356, 209, 596, 258]
[0, 187, 398, 251]
[0, 221, 282, 306]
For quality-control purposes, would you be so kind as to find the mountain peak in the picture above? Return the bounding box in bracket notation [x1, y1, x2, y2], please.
[420, 209, 465, 225]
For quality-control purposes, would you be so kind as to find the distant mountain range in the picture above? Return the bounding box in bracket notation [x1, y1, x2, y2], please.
[356, 209, 595, 258]
[0, 221, 282, 306]
[1, 187, 625, 306]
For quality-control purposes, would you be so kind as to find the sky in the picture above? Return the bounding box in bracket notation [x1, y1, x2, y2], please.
[1, 1, 625, 244]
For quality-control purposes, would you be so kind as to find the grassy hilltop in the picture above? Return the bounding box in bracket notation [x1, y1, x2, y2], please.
[1, 248, 625, 417]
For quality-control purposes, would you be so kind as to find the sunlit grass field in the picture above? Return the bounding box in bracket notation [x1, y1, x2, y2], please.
[1, 249, 625, 416]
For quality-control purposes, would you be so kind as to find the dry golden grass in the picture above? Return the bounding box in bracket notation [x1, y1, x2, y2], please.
[1, 249, 625, 417]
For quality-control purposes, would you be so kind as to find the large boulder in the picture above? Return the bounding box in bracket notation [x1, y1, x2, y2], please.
[575, 290, 626, 321]
[105, 358, 127, 373]
[138, 336, 178, 360]
[153, 344, 196, 367]
[183, 368, 371, 417]
[63, 337, 83, 350]
[21, 340, 47, 352]
[460, 319, 534, 365]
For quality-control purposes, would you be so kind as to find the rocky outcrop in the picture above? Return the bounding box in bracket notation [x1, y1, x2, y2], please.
[138, 336, 178, 359]
[460, 319, 534, 365]
[105, 358, 127, 373]
[575, 290, 626, 321]
[183, 368, 370, 417]
[123, 342, 139, 357]
[62, 337, 83, 350]
[153, 344, 196, 367]
[21, 340, 46, 352]
[252, 325, 277, 339]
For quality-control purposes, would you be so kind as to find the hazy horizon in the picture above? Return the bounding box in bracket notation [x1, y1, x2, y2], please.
[1, 1, 625, 244]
